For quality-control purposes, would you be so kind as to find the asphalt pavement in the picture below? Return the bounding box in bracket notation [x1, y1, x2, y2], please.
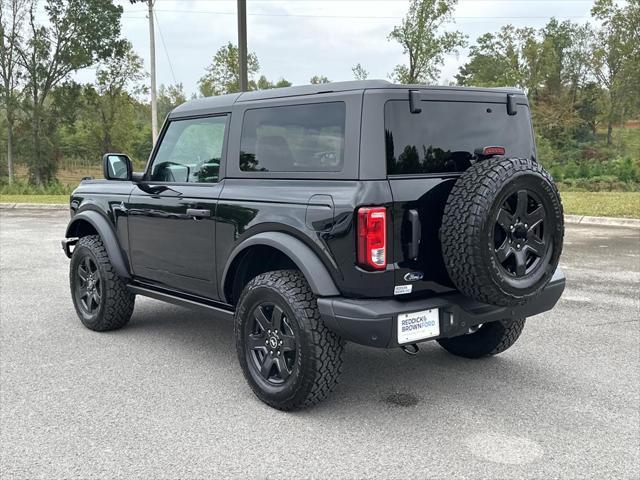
[1, 210, 638, 479]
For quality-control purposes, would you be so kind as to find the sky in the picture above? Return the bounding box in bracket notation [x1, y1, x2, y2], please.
[71, 0, 599, 95]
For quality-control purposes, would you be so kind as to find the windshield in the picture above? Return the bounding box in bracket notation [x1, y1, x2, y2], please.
[385, 100, 535, 175]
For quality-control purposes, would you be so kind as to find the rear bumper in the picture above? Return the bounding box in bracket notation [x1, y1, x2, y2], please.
[318, 269, 566, 348]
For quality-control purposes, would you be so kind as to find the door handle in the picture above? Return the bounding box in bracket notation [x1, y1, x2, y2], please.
[186, 208, 211, 219]
[407, 209, 421, 260]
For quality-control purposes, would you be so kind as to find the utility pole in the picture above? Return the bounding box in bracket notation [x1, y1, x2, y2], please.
[148, 0, 158, 144]
[237, 0, 248, 92]
[130, 0, 158, 144]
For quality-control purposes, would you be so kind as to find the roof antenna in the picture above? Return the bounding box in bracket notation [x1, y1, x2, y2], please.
[409, 90, 422, 114]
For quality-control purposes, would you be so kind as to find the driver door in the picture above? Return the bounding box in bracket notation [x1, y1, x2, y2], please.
[127, 113, 228, 300]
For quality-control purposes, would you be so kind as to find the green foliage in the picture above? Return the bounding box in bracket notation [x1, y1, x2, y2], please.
[310, 75, 330, 84]
[389, 0, 466, 84]
[352, 63, 368, 80]
[198, 42, 259, 96]
[256, 75, 292, 90]
[14, 0, 124, 185]
[0, 178, 73, 195]
[197, 43, 292, 96]
[157, 83, 187, 122]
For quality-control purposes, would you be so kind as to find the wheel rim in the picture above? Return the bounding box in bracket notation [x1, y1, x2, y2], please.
[493, 188, 549, 278]
[75, 255, 102, 315]
[246, 302, 297, 385]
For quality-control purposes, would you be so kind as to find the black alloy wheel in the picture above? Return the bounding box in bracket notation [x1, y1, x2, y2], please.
[440, 156, 564, 306]
[246, 302, 298, 384]
[75, 254, 102, 316]
[494, 188, 548, 277]
[69, 235, 135, 331]
[234, 270, 344, 410]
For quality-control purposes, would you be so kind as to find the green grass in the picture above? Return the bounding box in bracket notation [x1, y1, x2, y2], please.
[0, 194, 69, 204]
[1, 192, 638, 219]
[560, 191, 640, 218]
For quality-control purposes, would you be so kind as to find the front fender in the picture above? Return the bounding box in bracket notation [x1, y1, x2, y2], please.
[221, 231, 340, 301]
[64, 210, 131, 279]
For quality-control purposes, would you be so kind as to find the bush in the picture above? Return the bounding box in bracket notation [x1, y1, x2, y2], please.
[613, 156, 639, 183]
[0, 179, 75, 195]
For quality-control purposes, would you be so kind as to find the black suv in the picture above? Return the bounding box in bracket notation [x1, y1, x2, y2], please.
[62, 80, 565, 410]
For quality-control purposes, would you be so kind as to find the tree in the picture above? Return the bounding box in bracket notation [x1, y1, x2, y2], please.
[590, 0, 640, 145]
[157, 82, 187, 121]
[310, 75, 330, 84]
[352, 63, 369, 80]
[0, 0, 27, 183]
[456, 26, 540, 90]
[84, 41, 147, 154]
[17, 0, 123, 185]
[256, 75, 292, 90]
[198, 42, 259, 97]
[388, 0, 466, 84]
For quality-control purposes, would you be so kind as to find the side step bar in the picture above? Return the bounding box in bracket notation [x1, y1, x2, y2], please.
[128, 284, 235, 319]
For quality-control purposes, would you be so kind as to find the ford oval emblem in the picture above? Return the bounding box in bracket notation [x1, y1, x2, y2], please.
[404, 271, 424, 282]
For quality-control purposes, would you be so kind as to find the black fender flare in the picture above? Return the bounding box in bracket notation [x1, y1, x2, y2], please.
[221, 231, 340, 301]
[65, 210, 131, 279]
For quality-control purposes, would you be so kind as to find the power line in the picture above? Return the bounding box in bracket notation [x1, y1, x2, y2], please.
[149, 9, 590, 20]
[153, 10, 178, 84]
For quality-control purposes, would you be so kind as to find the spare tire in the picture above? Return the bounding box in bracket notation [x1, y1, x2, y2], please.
[440, 157, 564, 306]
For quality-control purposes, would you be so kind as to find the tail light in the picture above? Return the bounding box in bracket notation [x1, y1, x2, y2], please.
[357, 207, 387, 271]
[481, 146, 505, 156]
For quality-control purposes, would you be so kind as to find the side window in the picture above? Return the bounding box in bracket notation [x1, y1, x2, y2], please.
[150, 115, 227, 183]
[240, 102, 346, 172]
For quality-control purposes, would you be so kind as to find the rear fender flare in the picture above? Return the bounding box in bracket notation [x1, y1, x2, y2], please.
[221, 232, 340, 302]
[65, 210, 131, 279]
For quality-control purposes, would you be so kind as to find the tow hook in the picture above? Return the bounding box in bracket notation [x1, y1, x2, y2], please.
[401, 343, 420, 355]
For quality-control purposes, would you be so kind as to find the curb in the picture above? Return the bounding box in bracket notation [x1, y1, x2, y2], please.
[1, 202, 639, 228]
[564, 214, 640, 228]
[0, 203, 68, 210]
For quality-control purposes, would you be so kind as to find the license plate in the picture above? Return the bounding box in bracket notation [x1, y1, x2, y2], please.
[397, 309, 440, 344]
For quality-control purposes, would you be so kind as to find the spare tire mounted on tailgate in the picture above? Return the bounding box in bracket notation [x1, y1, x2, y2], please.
[440, 156, 564, 306]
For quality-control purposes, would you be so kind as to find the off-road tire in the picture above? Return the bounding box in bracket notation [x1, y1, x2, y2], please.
[235, 270, 344, 411]
[441, 157, 564, 306]
[70, 235, 135, 331]
[437, 318, 526, 359]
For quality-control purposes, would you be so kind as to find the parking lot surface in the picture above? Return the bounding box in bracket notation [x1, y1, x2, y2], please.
[1, 210, 639, 479]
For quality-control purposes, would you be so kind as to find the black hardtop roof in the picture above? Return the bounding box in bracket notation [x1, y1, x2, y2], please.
[170, 80, 525, 117]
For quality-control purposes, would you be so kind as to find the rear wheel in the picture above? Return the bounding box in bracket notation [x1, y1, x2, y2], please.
[70, 235, 135, 331]
[437, 318, 526, 359]
[235, 270, 344, 411]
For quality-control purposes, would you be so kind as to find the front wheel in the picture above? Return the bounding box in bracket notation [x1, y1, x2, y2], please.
[70, 235, 135, 331]
[437, 318, 526, 359]
[235, 270, 344, 411]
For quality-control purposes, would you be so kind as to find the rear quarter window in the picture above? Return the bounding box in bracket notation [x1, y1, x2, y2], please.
[240, 102, 346, 172]
[385, 100, 534, 175]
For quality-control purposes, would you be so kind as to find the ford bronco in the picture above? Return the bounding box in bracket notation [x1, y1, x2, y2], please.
[62, 80, 565, 410]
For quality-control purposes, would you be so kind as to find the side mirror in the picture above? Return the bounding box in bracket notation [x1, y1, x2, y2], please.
[103, 153, 132, 181]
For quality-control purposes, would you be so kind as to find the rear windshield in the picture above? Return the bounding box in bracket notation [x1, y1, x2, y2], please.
[240, 102, 346, 172]
[385, 100, 534, 175]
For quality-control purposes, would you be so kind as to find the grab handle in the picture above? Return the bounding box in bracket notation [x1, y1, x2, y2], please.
[407, 209, 421, 260]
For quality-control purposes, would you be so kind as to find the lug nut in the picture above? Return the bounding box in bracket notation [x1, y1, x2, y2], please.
[517, 244, 521, 248]
[277, 351, 281, 356]
[265, 340, 269, 344]
[279, 340, 283, 345]
[270, 350, 273, 355]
